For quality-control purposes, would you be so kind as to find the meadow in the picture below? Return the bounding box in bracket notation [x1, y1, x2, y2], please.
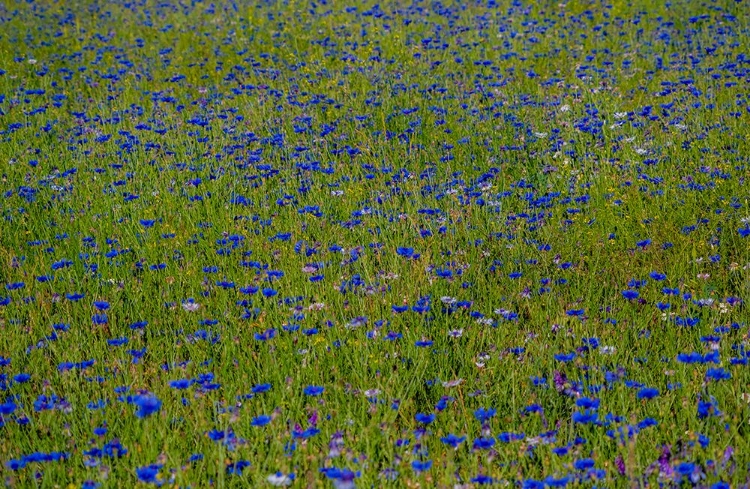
[0, 0, 749, 487]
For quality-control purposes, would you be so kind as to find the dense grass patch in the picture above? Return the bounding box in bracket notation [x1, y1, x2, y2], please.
[0, 0, 749, 487]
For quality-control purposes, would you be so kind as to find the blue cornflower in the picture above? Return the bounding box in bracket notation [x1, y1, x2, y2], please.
[544, 476, 572, 487]
[396, 247, 415, 258]
[240, 285, 258, 295]
[411, 460, 432, 472]
[637, 417, 658, 429]
[13, 373, 30, 383]
[415, 413, 435, 424]
[622, 290, 639, 300]
[136, 464, 164, 485]
[134, 394, 162, 418]
[292, 427, 320, 439]
[303, 385, 324, 396]
[675, 462, 695, 476]
[474, 407, 496, 423]
[0, 402, 17, 414]
[262, 288, 278, 298]
[92, 314, 108, 325]
[473, 437, 495, 450]
[628, 279, 647, 288]
[321, 467, 359, 486]
[575, 397, 600, 410]
[698, 434, 710, 448]
[169, 379, 192, 389]
[252, 383, 272, 394]
[6, 459, 26, 470]
[226, 460, 251, 475]
[251, 415, 272, 427]
[440, 434, 466, 448]
[636, 387, 660, 400]
[554, 353, 576, 362]
[572, 411, 598, 424]
[471, 474, 494, 485]
[706, 368, 731, 381]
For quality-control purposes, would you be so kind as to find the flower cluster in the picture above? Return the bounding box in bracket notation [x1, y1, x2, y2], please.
[0, 0, 747, 486]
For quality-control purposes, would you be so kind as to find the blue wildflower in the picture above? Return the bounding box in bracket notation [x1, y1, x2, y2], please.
[303, 385, 324, 396]
[134, 394, 162, 418]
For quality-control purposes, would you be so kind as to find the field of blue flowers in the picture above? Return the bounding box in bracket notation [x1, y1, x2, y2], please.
[0, 0, 749, 487]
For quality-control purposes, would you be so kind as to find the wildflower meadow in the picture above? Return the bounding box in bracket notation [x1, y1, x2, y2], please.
[0, 0, 749, 487]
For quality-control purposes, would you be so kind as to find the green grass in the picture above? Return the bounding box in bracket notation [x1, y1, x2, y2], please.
[0, 0, 749, 487]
